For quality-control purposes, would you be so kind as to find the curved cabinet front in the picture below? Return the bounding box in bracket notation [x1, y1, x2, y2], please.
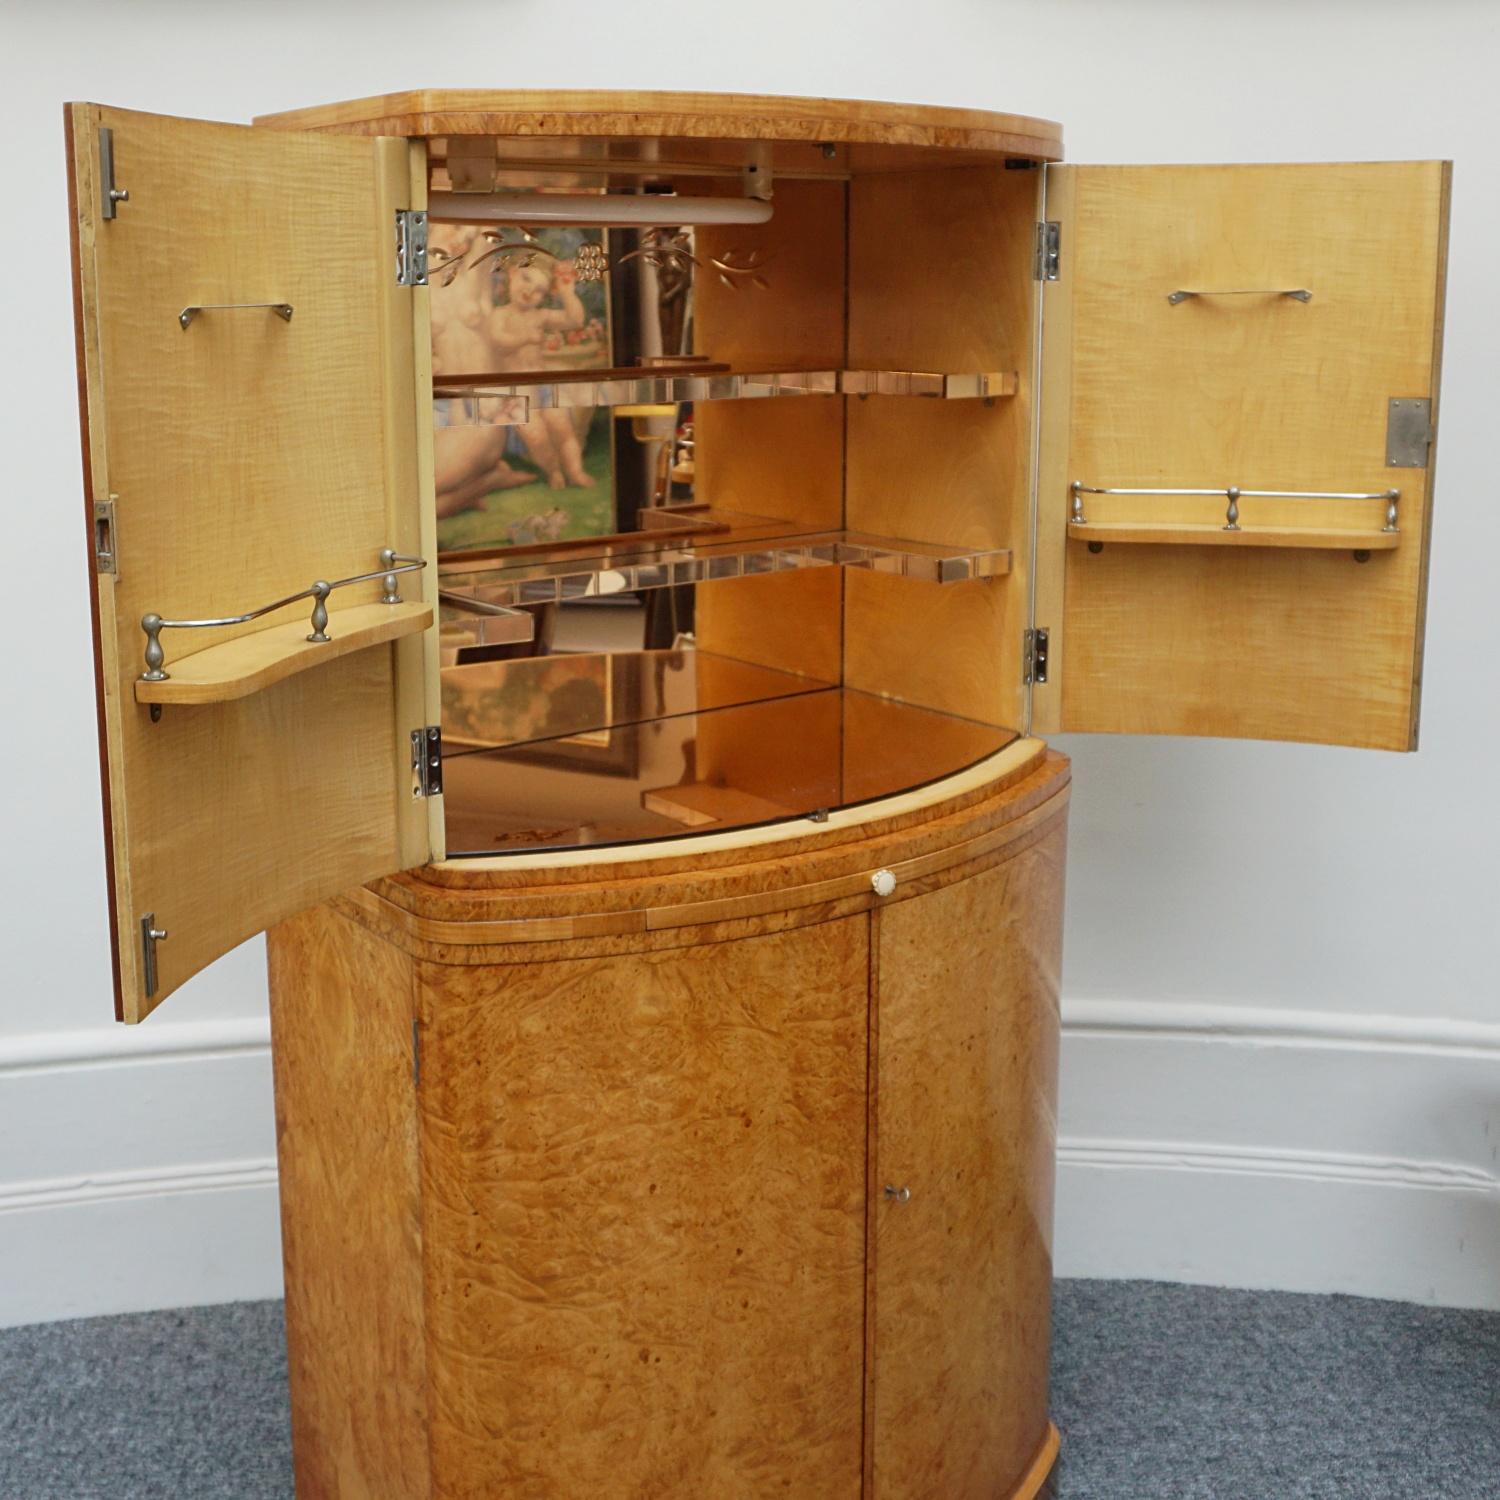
[266, 741, 1069, 1500]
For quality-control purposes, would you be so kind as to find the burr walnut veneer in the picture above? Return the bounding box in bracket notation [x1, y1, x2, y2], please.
[66, 85, 1447, 1500]
[268, 742, 1068, 1499]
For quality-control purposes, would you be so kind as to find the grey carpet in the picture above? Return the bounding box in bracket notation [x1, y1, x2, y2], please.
[1, 1280, 1496, 1498]
[1051, 1281, 1500, 1499]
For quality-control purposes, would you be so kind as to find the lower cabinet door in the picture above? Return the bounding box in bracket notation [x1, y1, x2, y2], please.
[415, 915, 871, 1500]
[870, 830, 1066, 1498]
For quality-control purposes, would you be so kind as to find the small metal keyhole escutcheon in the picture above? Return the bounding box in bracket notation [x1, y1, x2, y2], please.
[884, 1184, 911, 1203]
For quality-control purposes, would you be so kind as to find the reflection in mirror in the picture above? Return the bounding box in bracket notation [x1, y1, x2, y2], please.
[432, 220, 753, 852]
[431, 223, 617, 552]
[431, 222, 710, 559]
[441, 682, 1017, 856]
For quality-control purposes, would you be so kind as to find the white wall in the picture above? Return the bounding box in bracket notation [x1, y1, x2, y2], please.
[3, 0, 1497, 1324]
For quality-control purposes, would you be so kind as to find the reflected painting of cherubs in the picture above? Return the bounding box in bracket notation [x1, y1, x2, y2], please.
[490, 261, 597, 492]
[431, 227, 613, 545]
[432, 227, 532, 519]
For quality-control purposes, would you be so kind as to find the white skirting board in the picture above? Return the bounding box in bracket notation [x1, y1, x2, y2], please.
[0, 1019, 284, 1329]
[1, 1001, 1498, 1327]
[1055, 1000, 1500, 1309]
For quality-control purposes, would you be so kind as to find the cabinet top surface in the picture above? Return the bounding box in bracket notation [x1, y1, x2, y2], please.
[252, 88, 1063, 160]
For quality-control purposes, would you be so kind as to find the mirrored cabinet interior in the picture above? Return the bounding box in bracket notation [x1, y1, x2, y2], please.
[425, 122, 1034, 854]
[66, 91, 1448, 1499]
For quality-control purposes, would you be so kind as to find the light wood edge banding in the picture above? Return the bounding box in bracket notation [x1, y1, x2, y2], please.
[426, 737, 1048, 880]
[370, 740, 1053, 911]
[1407, 160, 1453, 749]
[66, 104, 127, 1018]
[253, 90, 1063, 160]
[1066, 522, 1400, 551]
[1012, 1423, 1062, 1499]
[339, 773, 1070, 956]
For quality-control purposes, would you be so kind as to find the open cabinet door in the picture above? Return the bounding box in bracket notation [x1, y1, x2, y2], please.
[1033, 162, 1449, 750]
[67, 104, 441, 1021]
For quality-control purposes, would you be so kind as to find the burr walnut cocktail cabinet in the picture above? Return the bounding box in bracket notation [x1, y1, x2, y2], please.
[64, 91, 1448, 1499]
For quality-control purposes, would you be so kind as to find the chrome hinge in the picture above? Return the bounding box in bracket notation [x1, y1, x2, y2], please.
[139, 913, 168, 998]
[1386, 398, 1433, 469]
[1024, 626, 1050, 686]
[1034, 221, 1060, 282]
[411, 725, 443, 797]
[93, 497, 117, 574]
[396, 209, 429, 287]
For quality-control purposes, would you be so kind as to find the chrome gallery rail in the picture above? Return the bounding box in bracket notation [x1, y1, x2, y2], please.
[1068, 482, 1400, 533]
[139, 549, 426, 682]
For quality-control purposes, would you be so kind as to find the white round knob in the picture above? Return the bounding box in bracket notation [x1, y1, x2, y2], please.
[871, 869, 897, 898]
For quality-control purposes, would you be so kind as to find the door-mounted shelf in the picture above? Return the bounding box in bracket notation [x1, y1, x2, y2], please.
[433, 367, 1018, 426]
[437, 513, 1012, 612]
[134, 550, 429, 706]
[1065, 522, 1401, 552]
[1067, 482, 1402, 553]
[134, 601, 433, 705]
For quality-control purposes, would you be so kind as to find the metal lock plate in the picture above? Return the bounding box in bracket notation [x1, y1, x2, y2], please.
[1386, 398, 1433, 468]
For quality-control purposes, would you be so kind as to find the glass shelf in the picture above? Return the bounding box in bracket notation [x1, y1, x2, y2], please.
[433, 367, 1017, 426]
[442, 684, 1017, 856]
[438, 511, 1013, 611]
[442, 649, 834, 756]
